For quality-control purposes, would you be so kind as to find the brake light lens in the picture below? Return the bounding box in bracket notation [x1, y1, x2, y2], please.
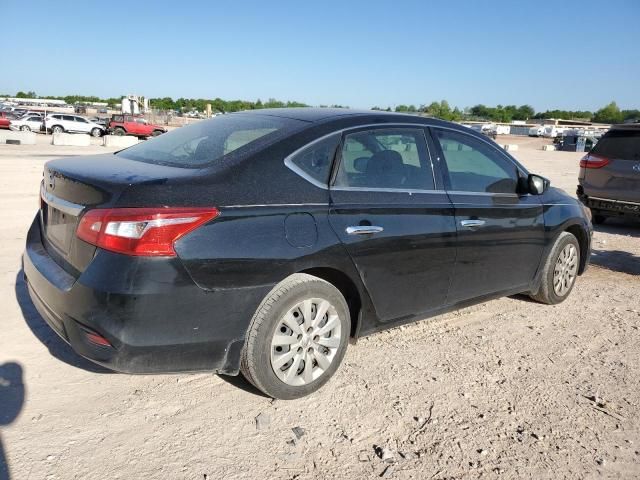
[580, 154, 610, 169]
[77, 207, 219, 256]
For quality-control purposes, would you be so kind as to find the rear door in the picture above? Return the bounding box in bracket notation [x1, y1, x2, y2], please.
[328, 127, 456, 322]
[429, 127, 544, 303]
[583, 128, 640, 204]
[62, 115, 76, 132]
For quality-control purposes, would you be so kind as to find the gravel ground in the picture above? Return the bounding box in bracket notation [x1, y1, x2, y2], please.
[0, 135, 639, 479]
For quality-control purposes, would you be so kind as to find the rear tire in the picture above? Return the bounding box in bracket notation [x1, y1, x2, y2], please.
[113, 127, 126, 136]
[240, 273, 350, 399]
[593, 214, 606, 225]
[530, 232, 580, 305]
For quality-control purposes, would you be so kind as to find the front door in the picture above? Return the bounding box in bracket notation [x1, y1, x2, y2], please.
[429, 127, 545, 303]
[328, 127, 457, 323]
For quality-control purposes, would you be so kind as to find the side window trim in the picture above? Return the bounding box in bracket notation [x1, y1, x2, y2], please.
[284, 131, 341, 190]
[331, 126, 437, 193]
[428, 126, 527, 195]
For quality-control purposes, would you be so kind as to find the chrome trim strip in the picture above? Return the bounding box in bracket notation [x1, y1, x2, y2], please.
[447, 190, 520, 198]
[590, 196, 640, 207]
[331, 186, 447, 194]
[221, 203, 329, 208]
[40, 185, 84, 216]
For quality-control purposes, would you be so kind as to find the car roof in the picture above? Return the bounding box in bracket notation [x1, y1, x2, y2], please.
[235, 107, 433, 124]
[611, 123, 640, 131]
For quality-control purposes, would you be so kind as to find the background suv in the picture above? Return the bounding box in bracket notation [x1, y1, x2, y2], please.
[578, 124, 640, 223]
[45, 114, 105, 136]
[107, 114, 166, 138]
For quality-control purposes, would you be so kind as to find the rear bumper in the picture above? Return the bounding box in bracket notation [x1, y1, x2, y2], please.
[23, 215, 272, 375]
[578, 191, 640, 218]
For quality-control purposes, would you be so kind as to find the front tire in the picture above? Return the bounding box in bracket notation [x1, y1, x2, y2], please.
[530, 232, 580, 305]
[21, 125, 31, 132]
[91, 127, 102, 137]
[51, 125, 64, 134]
[240, 273, 350, 399]
[113, 127, 126, 136]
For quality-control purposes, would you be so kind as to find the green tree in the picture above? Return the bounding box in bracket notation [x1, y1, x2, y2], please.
[593, 101, 623, 124]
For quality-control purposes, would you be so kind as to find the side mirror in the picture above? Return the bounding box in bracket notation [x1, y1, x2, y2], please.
[528, 174, 549, 195]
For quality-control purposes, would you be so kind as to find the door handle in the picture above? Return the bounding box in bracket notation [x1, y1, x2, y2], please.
[460, 220, 486, 229]
[346, 225, 384, 235]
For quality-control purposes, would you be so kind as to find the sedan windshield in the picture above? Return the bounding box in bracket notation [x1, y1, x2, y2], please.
[117, 113, 306, 168]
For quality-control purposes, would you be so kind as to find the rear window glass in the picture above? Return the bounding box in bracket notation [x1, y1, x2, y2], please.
[592, 130, 640, 160]
[116, 114, 305, 168]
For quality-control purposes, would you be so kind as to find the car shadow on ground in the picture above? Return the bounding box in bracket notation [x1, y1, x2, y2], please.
[590, 249, 640, 275]
[591, 220, 640, 275]
[14, 269, 112, 374]
[217, 373, 270, 398]
[594, 218, 640, 238]
[0, 362, 24, 480]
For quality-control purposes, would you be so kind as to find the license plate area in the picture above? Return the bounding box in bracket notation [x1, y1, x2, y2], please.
[43, 202, 79, 253]
[591, 198, 640, 214]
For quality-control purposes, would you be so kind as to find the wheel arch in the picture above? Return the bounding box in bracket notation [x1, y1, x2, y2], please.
[298, 267, 363, 339]
[564, 223, 590, 275]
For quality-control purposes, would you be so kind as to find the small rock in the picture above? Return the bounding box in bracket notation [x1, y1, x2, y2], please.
[375, 446, 395, 463]
[292, 426, 306, 439]
[46, 455, 56, 461]
[255, 412, 270, 430]
[596, 458, 606, 466]
[286, 439, 297, 447]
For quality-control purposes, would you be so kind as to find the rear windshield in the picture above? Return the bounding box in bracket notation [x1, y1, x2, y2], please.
[116, 114, 305, 168]
[592, 129, 640, 160]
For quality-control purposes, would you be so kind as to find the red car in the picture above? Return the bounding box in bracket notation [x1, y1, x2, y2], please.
[107, 115, 166, 138]
[0, 111, 15, 129]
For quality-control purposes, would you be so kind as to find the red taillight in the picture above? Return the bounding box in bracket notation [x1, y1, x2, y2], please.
[580, 154, 610, 169]
[76, 207, 219, 256]
[83, 329, 112, 347]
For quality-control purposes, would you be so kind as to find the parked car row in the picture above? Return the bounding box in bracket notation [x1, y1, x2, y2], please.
[0, 108, 167, 138]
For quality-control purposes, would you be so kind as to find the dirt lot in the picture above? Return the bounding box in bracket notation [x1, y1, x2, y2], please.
[1, 134, 639, 479]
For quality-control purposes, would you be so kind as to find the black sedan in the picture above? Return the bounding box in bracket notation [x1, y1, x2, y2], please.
[24, 108, 592, 399]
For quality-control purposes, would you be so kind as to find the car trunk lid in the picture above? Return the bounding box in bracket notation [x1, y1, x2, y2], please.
[40, 153, 200, 275]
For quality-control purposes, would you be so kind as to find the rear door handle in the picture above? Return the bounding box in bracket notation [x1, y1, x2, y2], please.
[346, 225, 384, 235]
[460, 220, 486, 229]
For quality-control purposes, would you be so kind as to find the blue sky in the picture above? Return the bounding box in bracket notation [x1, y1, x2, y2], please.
[3, 0, 639, 111]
